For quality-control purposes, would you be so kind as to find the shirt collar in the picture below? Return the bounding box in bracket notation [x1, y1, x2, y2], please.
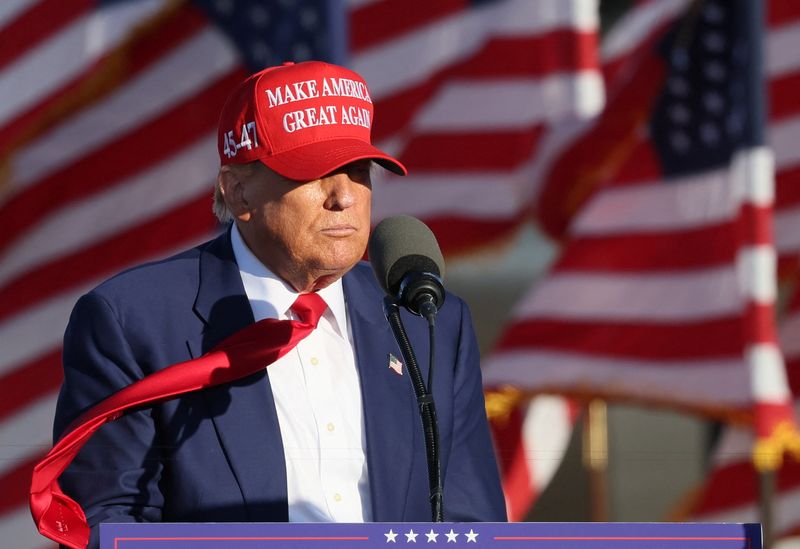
[230, 224, 349, 337]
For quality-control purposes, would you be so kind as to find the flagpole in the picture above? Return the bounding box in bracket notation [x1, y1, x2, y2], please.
[758, 470, 774, 549]
[582, 398, 609, 521]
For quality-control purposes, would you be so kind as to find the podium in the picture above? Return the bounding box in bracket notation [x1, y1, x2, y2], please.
[101, 522, 761, 548]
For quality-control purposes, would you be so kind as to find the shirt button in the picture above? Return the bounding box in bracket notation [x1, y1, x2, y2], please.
[334, 493, 342, 502]
[310, 357, 320, 366]
[327, 422, 335, 432]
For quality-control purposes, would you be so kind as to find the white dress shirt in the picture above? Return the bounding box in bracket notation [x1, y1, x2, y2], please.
[230, 225, 372, 522]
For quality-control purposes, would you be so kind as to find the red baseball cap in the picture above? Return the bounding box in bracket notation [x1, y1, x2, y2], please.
[218, 61, 407, 181]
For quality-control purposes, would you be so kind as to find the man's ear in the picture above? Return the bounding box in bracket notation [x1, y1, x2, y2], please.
[218, 165, 251, 221]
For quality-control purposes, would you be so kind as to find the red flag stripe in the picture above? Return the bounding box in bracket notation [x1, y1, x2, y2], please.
[776, 165, 800, 207]
[0, 68, 242, 259]
[350, 0, 467, 52]
[0, 0, 91, 72]
[496, 317, 744, 359]
[554, 225, 738, 272]
[0, 454, 44, 516]
[769, 72, 800, 121]
[0, 352, 60, 423]
[424, 214, 525, 254]
[767, 1, 800, 29]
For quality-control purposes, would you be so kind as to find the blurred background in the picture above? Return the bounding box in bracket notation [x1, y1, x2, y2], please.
[3, 0, 800, 547]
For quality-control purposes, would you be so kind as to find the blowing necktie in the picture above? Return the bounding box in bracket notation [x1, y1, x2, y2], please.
[30, 292, 328, 549]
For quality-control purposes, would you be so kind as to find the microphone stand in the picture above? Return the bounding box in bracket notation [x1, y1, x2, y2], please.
[382, 296, 443, 522]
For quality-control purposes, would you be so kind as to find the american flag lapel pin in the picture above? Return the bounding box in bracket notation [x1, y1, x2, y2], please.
[388, 353, 403, 376]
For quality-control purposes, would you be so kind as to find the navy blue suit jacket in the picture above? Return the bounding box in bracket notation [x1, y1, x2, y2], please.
[55, 229, 506, 546]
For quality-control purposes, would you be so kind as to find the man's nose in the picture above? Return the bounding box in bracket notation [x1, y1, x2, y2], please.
[323, 173, 358, 210]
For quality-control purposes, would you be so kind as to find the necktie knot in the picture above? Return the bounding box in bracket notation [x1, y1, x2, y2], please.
[290, 292, 328, 327]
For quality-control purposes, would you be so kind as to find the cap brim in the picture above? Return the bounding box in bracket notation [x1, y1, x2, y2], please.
[258, 139, 407, 181]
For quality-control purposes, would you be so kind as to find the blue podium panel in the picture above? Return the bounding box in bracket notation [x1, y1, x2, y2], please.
[100, 522, 761, 549]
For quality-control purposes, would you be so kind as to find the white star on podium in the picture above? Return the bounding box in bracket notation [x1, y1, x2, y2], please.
[425, 529, 439, 543]
[445, 529, 459, 543]
[465, 529, 478, 543]
[405, 529, 419, 543]
[385, 529, 398, 543]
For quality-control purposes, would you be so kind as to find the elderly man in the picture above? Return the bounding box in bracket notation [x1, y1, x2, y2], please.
[53, 61, 506, 548]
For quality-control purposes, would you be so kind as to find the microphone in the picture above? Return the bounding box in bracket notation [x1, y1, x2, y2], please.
[368, 215, 446, 322]
[368, 215, 446, 521]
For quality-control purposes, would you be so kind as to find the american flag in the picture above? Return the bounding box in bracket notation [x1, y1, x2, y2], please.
[483, 0, 799, 477]
[0, 0, 601, 544]
[681, 1, 800, 535]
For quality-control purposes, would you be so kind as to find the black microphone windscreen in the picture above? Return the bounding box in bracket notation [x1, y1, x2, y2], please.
[368, 215, 445, 297]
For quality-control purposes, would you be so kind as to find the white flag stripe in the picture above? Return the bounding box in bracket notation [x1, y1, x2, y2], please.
[0, 0, 39, 26]
[746, 344, 791, 402]
[372, 173, 524, 219]
[766, 20, 800, 78]
[773, 207, 800, 254]
[412, 72, 603, 131]
[0, 394, 56, 478]
[779, 311, 800, 357]
[515, 267, 741, 322]
[601, 0, 689, 62]
[13, 27, 236, 190]
[484, 350, 749, 407]
[736, 246, 778, 303]
[524, 396, 572, 489]
[0, 135, 216, 288]
[352, 0, 596, 101]
[769, 116, 800, 170]
[0, 507, 52, 549]
[733, 147, 775, 206]
[0, 287, 89, 377]
[571, 168, 738, 236]
[0, 0, 168, 128]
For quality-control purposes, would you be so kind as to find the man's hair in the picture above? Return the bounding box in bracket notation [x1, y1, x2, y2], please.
[213, 163, 258, 223]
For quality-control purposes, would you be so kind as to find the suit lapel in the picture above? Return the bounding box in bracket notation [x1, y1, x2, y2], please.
[190, 229, 288, 521]
[344, 266, 417, 521]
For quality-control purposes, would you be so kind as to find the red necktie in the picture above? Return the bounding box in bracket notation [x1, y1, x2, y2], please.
[30, 293, 328, 549]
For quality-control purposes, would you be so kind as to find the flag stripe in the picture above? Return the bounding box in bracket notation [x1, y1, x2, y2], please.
[0, 0, 169, 131]
[369, 33, 600, 142]
[555, 225, 738, 272]
[349, 0, 466, 52]
[399, 127, 545, 172]
[0, 135, 218, 290]
[516, 267, 741, 322]
[484, 350, 749, 413]
[0, 350, 60, 423]
[353, 0, 597, 100]
[497, 317, 743, 359]
[0, 1, 205, 160]
[7, 22, 234, 195]
[0, 454, 43, 516]
[0, 68, 241, 261]
[0, 192, 217, 325]
[0, 0, 91, 72]
[0, 395, 56, 478]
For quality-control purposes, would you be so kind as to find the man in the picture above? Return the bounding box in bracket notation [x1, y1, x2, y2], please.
[54, 61, 506, 547]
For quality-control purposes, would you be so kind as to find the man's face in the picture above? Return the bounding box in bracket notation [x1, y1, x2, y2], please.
[225, 160, 373, 292]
